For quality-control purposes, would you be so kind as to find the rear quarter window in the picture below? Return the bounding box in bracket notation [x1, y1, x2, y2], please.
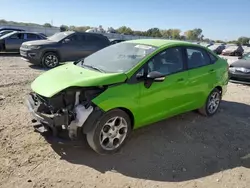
[186, 47, 211, 69]
[87, 35, 110, 47]
[208, 52, 218, 64]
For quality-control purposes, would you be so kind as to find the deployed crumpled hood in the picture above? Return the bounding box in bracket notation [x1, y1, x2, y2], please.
[31, 63, 128, 97]
[231, 60, 250, 68]
[23, 39, 56, 46]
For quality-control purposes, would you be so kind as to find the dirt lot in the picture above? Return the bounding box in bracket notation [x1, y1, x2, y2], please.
[0, 54, 250, 188]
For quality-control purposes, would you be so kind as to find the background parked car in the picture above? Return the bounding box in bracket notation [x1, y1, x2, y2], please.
[229, 52, 250, 84]
[20, 31, 111, 68]
[0, 31, 46, 52]
[27, 39, 229, 154]
[0, 30, 17, 37]
[221, 44, 244, 56]
[0, 27, 25, 32]
[208, 44, 226, 54]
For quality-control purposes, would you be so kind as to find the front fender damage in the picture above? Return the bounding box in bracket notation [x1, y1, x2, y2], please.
[27, 86, 105, 139]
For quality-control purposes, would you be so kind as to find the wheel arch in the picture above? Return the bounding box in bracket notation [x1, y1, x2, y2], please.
[214, 85, 222, 94]
[117, 107, 135, 129]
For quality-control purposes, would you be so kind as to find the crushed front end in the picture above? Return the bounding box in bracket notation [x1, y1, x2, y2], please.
[26, 87, 105, 139]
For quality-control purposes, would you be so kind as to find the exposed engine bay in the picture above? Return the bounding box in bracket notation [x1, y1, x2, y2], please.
[27, 87, 106, 139]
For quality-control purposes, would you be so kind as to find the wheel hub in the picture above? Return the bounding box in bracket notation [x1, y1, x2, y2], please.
[207, 91, 220, 114]
[99, 116, 128, 151]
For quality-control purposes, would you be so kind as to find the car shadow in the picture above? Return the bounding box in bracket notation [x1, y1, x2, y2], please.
[29, 64, 50, 71]
[0, 52, 20, 57]
[29, 63, 65, 71]
[45, 100, 250, 182]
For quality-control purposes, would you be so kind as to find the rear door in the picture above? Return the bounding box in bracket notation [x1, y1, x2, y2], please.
[5, 33, 25, 51]
[59, 34, 84, 61]
[184, 46, 216, 109]
[81, 34, 106, 57]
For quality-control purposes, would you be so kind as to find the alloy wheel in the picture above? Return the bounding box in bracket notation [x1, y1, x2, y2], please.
[207, 91, 220, 114]
[99, 116, 128, 151]
[44, 54, 58, 68]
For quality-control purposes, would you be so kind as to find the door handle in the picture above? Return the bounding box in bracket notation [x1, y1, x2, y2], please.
[177, 78, 184, 82]
[209, 69, 215, 73]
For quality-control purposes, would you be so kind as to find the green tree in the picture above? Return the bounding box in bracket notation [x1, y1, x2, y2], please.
[203, 38, 211, 42]
[116, 26, 133, 35]
[43, 23, 52, 27]
[68, 25, 76, 31]
[170, 29, 181, 39]
[238, 37, 250, 45]
[184, 28, 203, 40]
[133, 30, 146, 36]
[60, 25, 68, 32]
[215, 40, 225, 43]
[146, 28, 162, 37]
[76, 26, 91, 32]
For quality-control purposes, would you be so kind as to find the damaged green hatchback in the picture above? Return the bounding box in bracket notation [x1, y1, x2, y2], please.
[27, 39, 229, 154]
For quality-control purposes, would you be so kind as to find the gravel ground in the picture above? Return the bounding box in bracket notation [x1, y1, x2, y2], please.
[0, 54, 250, 188]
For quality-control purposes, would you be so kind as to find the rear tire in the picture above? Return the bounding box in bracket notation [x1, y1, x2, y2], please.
[86, 109, 132, 155]
[198, 88, 221, 117]
[42, 52, 59, 68]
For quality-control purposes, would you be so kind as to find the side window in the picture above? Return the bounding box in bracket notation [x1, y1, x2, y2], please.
[66, 34, 78, 43]
[86, 35, 100, 43]
[186, 47, 211, 69]
[208, 52, 218, 64]
[147, 47, 184, 76]
[10, 33, 23, 39]
[78, 34, 86, 42]
[27, 33, 38, 40]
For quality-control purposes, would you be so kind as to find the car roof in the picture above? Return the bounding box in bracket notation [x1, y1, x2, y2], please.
[10, 31, 43, 35]
[0, 28, 24, 31]
[124, 39, 197, 48]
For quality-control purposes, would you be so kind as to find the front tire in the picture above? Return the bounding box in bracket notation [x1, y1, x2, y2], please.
[42, 52, 59, 68]
[198, 88, 221, 117]
[0, 44, 4, 52]
[86, 109, 132, 155]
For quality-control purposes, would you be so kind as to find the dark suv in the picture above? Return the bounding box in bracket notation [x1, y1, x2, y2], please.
[20, 31, 111, 68]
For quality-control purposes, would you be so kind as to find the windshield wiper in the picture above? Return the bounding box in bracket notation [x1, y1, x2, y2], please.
[82, 64, 105, 73]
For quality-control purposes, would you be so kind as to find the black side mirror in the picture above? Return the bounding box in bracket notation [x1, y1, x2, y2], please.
[147, 71, 165, 82]
[144, 71, 165, 88]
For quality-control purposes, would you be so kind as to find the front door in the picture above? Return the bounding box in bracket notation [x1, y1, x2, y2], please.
[60, 34, 84, 62]
[5, 33, 25, 51]
[80, 34, 104, 57]
[137, 47, 190, 127]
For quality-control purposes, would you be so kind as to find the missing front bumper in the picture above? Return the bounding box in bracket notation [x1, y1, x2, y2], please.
[26, 93, 103, 138]
[26, 93, 69, 136]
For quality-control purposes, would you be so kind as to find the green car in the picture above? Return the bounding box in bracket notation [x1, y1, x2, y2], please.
[27, 39, 229, 154]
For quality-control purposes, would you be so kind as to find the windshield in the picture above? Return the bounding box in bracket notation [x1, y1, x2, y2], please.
[77, 42, 158, 73]
[47, 32, 72, 42]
